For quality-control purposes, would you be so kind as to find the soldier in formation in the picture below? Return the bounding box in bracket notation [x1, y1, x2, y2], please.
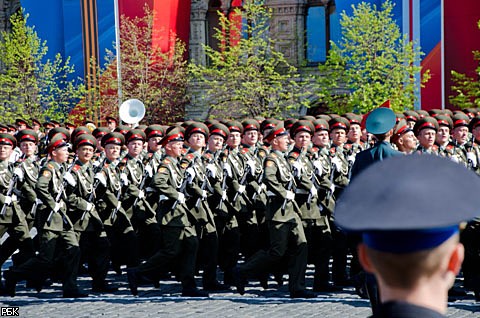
[0, 107, 479, 303]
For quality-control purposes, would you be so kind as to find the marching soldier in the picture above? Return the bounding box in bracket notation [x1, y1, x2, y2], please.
[310, 119, 336, 291]
[449, 113, 477, 169]
[127, 127, 208, 297]
[435, 115, 453, 157]
[0, 133, 33, 289]
[65, 133, 116, 293]
[289, 120, 335, 292]
[391, 119, 417, 154]
[181, 122, 225, 291]
[328, 116, 351, 287]
[414, 116, 439, 154]
[204, 122, 240, 287]
[234, 122, 315, 299]
[94, 132, 138, 274]
[5, 134, 87, 298]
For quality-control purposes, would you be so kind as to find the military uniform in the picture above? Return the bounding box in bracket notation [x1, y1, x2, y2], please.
[5, 135, 85, 298]
[127, 127, 207, 297]
[0, 134, 33, 280]
[237, 123, 313, 298]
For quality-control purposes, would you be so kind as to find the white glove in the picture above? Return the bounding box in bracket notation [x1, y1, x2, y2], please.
[138, 190, 145, 199]
[86, 202, 94, 211]
[238, 185, 246, 194]
[92, 160, 101, 168]
[145, 164, 153, 178]
[120, 173, 129, 186]
[35, 198, 43, 205]
[313, 160, 323, 176]
[186, 167, 196, 182]
[292, 161, 303, 177]
[347, 155, 356, 165]
[13, 167, 24, 182]
[330, 184, 336, 194]
[54, 202, 62, 213]
[257, 183, 266, 194]
[177, 192, 185, 204]
[331, 157, 342, 170]
[221, 190, 227, 201]
[4, 196, 12, 205]
[467, 152, 477, 167]
[286, 190, 295, 201]
[223, 163, 232, 178]
[206, 163, 216, 178]
[95, 172, 107, 187]
[310, 187, 318, 198]
[201, 190, 208, 199]
[246, 159, 256, 173]
[64, 172, 76, 187]
[450, 155, 459, 163]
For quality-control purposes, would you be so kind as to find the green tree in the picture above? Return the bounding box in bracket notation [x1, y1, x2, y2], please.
[449, 20, 480, 109]
[315, 0, 429, 114]
[0, 11, 85, 124]
[96, 5, 189, 125]
[189, 0, 309, 119]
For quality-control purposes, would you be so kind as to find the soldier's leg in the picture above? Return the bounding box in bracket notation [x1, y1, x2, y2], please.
[81, 231, 112, 291]
[199, 231, 221, 289]
[59, 229, 82, 295]
[287, 218, 308, 294]
[177, 227, 199, 291]
[240, 221, 289, 280]
[218, 225, 240, 286]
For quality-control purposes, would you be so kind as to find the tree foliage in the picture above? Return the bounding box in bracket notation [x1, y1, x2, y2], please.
[315, 0, 429, 114]
[449, 20, 480, 109]
[96, 5, 189, 125]
[189, 0, 309, 119]
[0, 10, 85, 124]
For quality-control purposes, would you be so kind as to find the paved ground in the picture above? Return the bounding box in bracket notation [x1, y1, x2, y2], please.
[0, 263, 478, 318]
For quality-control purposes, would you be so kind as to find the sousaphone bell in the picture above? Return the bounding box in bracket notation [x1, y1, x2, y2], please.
[119, 98, 145, 126]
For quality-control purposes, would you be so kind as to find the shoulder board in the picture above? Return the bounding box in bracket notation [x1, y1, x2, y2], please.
[270, 152, 278, 158]
[344, 144, 352, 150]
[181, 148, 188, 155]
[310, 146, 319, 153]
[446, 145, 454, 150]
[241, 147, 250, 154]
[163, 158, 171, 165]
[204, 153, 213, 160]
[289, 151, 299, 158]
[47, 163, 55, 170]
[330, 148, 336, 154]
[73, 164, 81, 172]
[185, 153, 195, 161]
[432, 145, 439, 151]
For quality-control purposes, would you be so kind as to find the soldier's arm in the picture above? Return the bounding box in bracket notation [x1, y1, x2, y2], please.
[263, 157, 288, 198]
[35, 165, 56, 211]
[65, 169, 90, 212]
[151, 164, 180, 200]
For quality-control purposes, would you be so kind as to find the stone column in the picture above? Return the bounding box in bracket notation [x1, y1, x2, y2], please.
[189, 0, 209, 66]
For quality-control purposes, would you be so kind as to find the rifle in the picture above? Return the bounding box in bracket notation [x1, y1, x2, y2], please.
[326, 157, 336, 202]
[217, 150, 230, 210]
[171, 155, 196, 211]
[232, 147, 258, 203]
[281, 148, 305, 215]
[108, 150, 130, 222]
[46, 155, 78, 226]
[195, 148, 224, 208]
[0, 154, 26, 216]
[79, 153, 108, 224]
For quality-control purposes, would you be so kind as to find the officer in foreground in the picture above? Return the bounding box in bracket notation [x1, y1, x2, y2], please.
[335, 155, 480, 317]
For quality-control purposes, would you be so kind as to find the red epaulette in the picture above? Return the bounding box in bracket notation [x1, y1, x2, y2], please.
[330, 147, 336, 155]
[72, 164, 81, 172]
[204, 153, 212, 160]
[344, 144, 352, 150]
[310, 146, 319, 154]
[162, 158, 171, 165]
[446, 145, 454, 150]
[181, 148, 188, 155]
[241, 147, 250, 155]
[289, 151, 300, 159]
[432, 145, 439, 151]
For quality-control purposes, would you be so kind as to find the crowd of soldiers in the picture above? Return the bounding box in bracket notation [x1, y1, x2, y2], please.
[0, 107, 479, 300]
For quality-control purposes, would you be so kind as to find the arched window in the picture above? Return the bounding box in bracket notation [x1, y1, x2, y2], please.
[305, 0, 339, 64]
[207, 0, 223, 53]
